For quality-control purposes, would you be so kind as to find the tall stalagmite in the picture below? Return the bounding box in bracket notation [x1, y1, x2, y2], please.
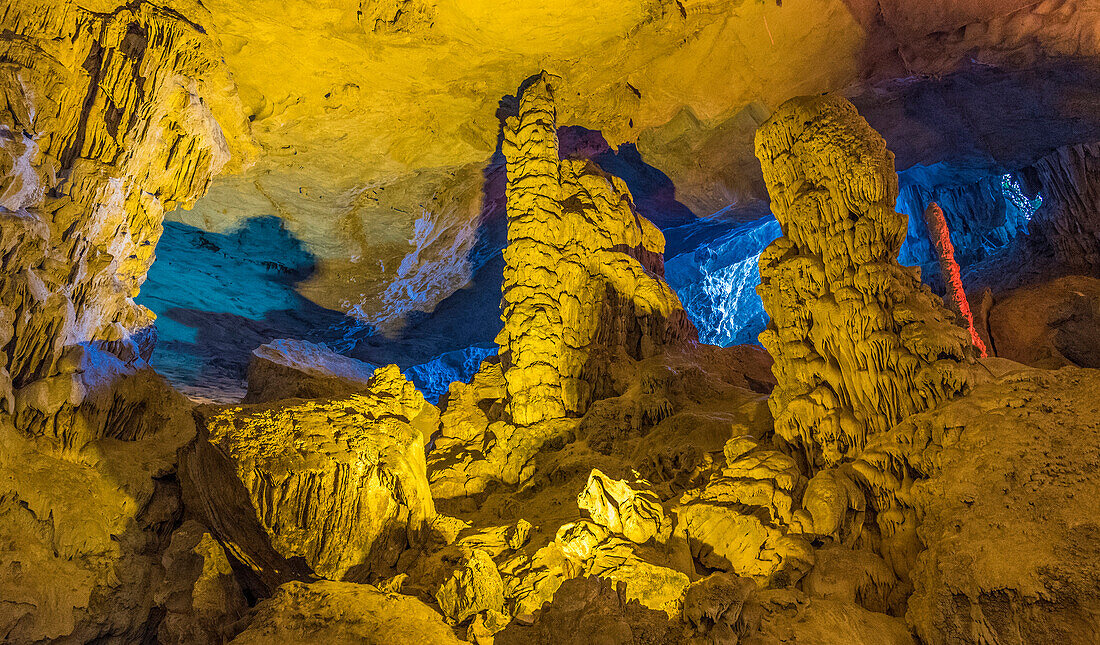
[922, 202, 988, 357]
[497, 72, 695, 426]
[754, 95, 973, 468]
[0, 0, 253, 414]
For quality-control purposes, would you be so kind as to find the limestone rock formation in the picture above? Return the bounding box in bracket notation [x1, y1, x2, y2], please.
[0, 0, 253, 419]
[155, 520, 248, 645]
[427, 358, 555, 498]
[244, 339, 379, 403]
[434, 549, 506, 626]
[577, 469, 671, 545]
[495, 576, 678, 645]
[922, 202, 988, 357]
[1027, 143, 1100, 270]
[676, 436, 814, 586]
[181, 364, 437, 589]
[498, 72, 696, 427]
[754, 94, 974, 468]
[987, 275, 1100, 368]
[0, 348, 196, 643]
[229, 580, 465, 645]
[854, 366, 1100, 644]
[745, 589, 916, 645]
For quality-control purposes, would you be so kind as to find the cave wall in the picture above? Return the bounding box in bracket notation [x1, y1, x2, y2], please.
[0, 0, 252, 412]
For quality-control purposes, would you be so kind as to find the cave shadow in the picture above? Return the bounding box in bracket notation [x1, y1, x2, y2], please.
[139, 217, 376, 397]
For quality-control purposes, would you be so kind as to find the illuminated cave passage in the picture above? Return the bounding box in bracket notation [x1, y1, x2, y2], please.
[5, 1, 1100, 644]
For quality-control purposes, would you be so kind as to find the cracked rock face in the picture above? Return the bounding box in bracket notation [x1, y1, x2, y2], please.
[0, 0, 252, 414]
[754, 94, 975, 469]
[181, 364, 437, 589]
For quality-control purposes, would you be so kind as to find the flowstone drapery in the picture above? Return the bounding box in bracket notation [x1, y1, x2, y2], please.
[0, 0, 253, 417]
[754, 95, 973, 468]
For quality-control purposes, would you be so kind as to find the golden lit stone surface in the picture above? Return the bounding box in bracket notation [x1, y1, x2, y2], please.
[755, 94, 974, 468]
[4, 1, 1100, 642]
[180, 364, 437, 589]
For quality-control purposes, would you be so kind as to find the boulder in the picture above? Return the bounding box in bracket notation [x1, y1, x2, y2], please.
[988, 275, 1100, 368]
[228, 580, 464, 645]
[244, 339, 379, 403]
[181, 365, 437, 589]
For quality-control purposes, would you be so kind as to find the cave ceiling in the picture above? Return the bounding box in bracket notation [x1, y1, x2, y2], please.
[155, 0, 1100, 336]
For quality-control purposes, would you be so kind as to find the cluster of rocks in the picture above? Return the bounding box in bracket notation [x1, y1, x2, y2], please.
[2, 39, 1100, 645]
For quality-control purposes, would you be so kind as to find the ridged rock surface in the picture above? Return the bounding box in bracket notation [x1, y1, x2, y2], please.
[0, 0, 252, 417]
[498, 72, 696, 427]
[1027, 142, 1100, 270]
[181, 365, 437, 589]
[754, 94, 974, 468]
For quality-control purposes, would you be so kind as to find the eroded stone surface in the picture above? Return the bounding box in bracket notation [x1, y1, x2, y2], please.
[0, 0, 253, 418]
[229, 580, 465, 645]
[181, 364, 437, 589]
[498, 72, 696, 427]
[855, 366, 1100, 644]
[755, 94, 974, 469]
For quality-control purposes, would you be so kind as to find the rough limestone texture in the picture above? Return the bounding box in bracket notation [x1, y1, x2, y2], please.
[755, 94, 974, 468]
[155, 520, 248, 645]
[987, 275, 1100, 369]
[1028, 142, 1100, 270]
[855, 366, 1100, 644]
[0, 0, 253, 417]
[181, 364, 437, 590]
[676, 436, 815, 587]
[229, 580, 464, 645]
[577, 469, 671, 545]
[498, 72, 696, 427]
[0, 348, 196, 643]
[244, 338, 379, 403]
[495, 576, 678, 645]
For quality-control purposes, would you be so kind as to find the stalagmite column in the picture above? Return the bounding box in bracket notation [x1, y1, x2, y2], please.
[755, 95, 973, 469]
[0, 1, 253, 422]
[498, 73, 568, 424]
[923, 202, 988, 357]
[497, 72, 695, 426]
[1027, 142, 1100, 270]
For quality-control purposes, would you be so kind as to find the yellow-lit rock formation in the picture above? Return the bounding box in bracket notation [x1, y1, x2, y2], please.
[498, 71, 696, 426]
[754, 94, 974, 469]
[0, 0, 252, 418]
[181, 365, 437, 589]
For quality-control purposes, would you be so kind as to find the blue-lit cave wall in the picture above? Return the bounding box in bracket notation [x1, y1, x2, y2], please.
[138, 218, 492, 402]
[662, 172, 1042, 349]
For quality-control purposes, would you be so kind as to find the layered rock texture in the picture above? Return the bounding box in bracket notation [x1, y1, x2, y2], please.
[181, 365, 438, 589]
[1, 0, 251, 414]
[1027, 143, 1100, 270]
[4, 1, 1100, 643]
[755, 95, 975, 469]
[498, 72, 696, 427]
